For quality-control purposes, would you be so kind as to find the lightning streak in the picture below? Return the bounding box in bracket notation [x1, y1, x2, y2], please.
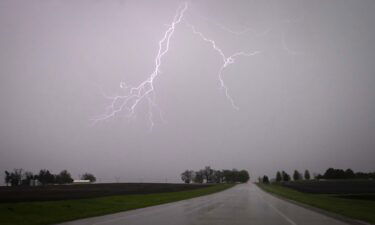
[94, 2, 269, 127]
[93, 3, 188, 126]
[185, 22, 261, 109]
[209, 21, 271, 37]
[207, 18, 301, 56]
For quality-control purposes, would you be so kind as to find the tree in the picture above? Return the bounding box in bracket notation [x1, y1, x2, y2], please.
[181, 170, 194, 184]
[355, 172, 370, 179]
[185, 167, 251, 184]
[193, 170, 204, 183]
[9, 169, 23, 186]
[232, 169, 240, 182]
[217, 169, 248, 183]
[345, 169, 355, 179]
[323, 168, 348, 179]
[282, 171, 290, 182]
[81, 173, 96, 182]
[56, 170, 73, 184]
[262, 175, 270, 184]
[21, 171, 35, 186]
[315, 173, 323, 180]
[5, 169, 35, 186]
[222, 170, 235, 183]
[293, 170, 302, 181]
[315, 169, 375, 180]
[4, 171, 11, 186]
[304, 170, 311, 180]
[276, 171, 282, 182]
[202, 166, 214, 183]
[323, 168, 335, 179]
[37, 169, 55, 185]
[212, 170, 224, 183]
[238, 170, 250, 183]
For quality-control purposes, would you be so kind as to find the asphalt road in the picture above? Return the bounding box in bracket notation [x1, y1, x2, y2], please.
[59, 183, 350, 225]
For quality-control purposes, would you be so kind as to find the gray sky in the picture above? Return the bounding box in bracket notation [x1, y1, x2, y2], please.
[1, 0, 374, 184]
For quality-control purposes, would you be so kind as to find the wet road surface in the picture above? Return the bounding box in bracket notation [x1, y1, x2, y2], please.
[59, 183, 350, 225]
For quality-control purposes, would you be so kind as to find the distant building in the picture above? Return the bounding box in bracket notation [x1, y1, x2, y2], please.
[73, 180, 91, 184]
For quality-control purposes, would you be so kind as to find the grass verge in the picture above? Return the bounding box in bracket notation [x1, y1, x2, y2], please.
[257, 183, 375, 224]
[0, 184, 234, 225]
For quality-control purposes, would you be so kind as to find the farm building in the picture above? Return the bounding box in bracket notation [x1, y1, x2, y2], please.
[73, 180, 91, 184]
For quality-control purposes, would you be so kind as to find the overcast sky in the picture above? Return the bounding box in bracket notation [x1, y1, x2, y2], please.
[0, 0, 374, 184]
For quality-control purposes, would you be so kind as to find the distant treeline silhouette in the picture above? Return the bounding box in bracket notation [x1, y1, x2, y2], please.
[4, 169, 96, 187]
[181, 166, 250, 184]
[259, 168, 375, 184]
[316, 168, 375, 180]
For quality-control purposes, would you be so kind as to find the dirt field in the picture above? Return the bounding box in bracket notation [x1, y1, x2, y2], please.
[281, 180, 375, 194]
[0, 183, 213, 202]
[336, 194, 375, 201]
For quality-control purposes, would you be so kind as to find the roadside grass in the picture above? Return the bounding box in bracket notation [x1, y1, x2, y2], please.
[0, 184, 234, 225]
[257, 183, 375, 224]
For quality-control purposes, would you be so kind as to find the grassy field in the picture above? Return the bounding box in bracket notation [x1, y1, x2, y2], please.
[0, 184, 234, 225]
[257, 183, 375, 224]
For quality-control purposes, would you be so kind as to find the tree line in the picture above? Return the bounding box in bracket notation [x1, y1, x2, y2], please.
[259, 167, 375, 184]
[181, 166, 250, 184]
[4, 169, 96, 186]
[316, 168, 375, 180]
[259, 170, 311, 184]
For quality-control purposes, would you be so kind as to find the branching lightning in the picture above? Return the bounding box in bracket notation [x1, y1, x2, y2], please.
[94, 2, 300, 128]
[185, 22, 261, 109]
[93, 3, 188, 127]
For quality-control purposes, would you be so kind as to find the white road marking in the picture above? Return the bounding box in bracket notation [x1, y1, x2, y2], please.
[256, 193, 298, 225]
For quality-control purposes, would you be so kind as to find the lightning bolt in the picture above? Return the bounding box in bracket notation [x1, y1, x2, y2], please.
[94, 2, 300, 128]
[185, 22, 261, 110]
[203, 17, 271, 37]
[93, 2, 188, 128]
[205, 18, 301, 56]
